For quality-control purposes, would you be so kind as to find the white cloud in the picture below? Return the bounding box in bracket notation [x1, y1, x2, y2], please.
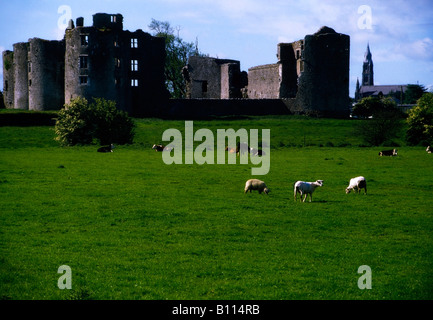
[399, 38, 433, 61]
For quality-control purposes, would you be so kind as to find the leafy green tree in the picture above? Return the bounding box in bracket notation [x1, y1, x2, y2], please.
[149, 19, 207, 98]
[353, 97, 404, 146]
[55, 97, 135, 146]
[403, 84, 427, 104]
[406, 92, 433, 145]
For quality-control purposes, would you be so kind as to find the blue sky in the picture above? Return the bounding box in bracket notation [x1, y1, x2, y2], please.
[1, 0, 433, 97]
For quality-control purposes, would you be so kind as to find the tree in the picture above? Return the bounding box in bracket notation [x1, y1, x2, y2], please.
[353, 96, 404, 146]
[406, 92, 433, 146]
[403, 84, 427, 104]
[149, 19, 207, 98]
[55, 97, 135, 146]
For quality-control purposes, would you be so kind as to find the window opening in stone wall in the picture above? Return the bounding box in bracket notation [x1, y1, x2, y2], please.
[79, 55, 88, 69]
[111, 15, 117, 23]
[202, 81, 208, 93]
[5, 81, 8, 91]
[28, 61, 32, 73]
[29, 79, 32, 86]
[81, 35, 89, 46]
[131, 79, 138, 87]
[131, 38, 138, 48]
[131, 60, 138, 71]
[115, 58, 121, 68]
[80, 76, 88, 85]
[115, 77, 120, 86]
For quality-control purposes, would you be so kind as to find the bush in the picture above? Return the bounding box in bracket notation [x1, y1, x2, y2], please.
[406, 92, 433, 146]
[55, 97, 135, 146]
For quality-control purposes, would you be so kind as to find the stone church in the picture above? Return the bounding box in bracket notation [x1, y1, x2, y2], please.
[355, 43, 407, 103]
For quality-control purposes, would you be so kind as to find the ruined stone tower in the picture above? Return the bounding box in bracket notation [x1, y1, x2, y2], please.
[2, 39, 64, 111]
[247, 26, 350, 117]
[64, 13, 168, 116]
[295, 26, 350, 117]
[183, 56, 245, 99]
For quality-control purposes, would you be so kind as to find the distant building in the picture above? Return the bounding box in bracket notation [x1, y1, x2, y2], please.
[355, 44, 408, 104]
[2, 13, 168, 116]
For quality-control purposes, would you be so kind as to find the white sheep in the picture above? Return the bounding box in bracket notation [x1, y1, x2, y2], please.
[244, 179, 270, 194]
[346, 176, 367, 194]
[294, 180, 323, 202]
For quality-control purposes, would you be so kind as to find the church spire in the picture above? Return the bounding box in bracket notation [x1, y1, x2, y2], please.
[362, 43, 374, 86]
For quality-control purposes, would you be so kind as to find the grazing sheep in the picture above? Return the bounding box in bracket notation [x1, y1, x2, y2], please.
[379, 149, 397, 156]
[294, 180, 323, 202]
[250, 147, 266, 156]
[152, 144, 173, 152]
[426, 146, 432, 153]
[97, 144, 114, 153]
[244, 179, 270, 194]
[346, 176, 367, 194]
[152, 144, 165, 152]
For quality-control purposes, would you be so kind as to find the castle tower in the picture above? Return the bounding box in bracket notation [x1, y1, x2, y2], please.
[65, 13, 167, 116]
[28, 38, 65, 111]
[13, 42, 29, 109]
[362, 43, 373, 86]
[2, 50, 15, 108]
[295, 26, 350, 118]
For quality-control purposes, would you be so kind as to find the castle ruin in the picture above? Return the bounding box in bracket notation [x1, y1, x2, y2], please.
[3, 14, 350, 119]
[182, 26, 350, 118]
[2, 13, 167, 117]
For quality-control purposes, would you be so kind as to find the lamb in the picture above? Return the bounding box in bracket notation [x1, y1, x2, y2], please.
[97, 144, 114, 153]
[244, 179, 270, 194]
[346, 176, 367, 194]
[294, 180, 323, 202]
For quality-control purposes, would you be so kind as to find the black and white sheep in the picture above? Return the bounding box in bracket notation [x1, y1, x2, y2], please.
[293, 180, 323, 202]
[97, 144, 114, 153]
[345, 176, 367, 194]
[379, 149, 397, 156]
[244, 179, 270, 194]
[426, 146, 432, 153]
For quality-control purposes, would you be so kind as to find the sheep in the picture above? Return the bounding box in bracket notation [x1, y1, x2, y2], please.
[346, 176, 367, 194]
[244, 179, 270, 194]
[294, 180, 323, 202]
[152, 144, 174, 152]
[152, 144, 165, 152]
[379, 149, 397, 156]
[250, 147, 266, 156]
[97, 144, 114, 153]
[426, 146, 432, 153]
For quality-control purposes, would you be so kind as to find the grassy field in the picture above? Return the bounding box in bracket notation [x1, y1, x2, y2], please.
[0, 115, 432, 300]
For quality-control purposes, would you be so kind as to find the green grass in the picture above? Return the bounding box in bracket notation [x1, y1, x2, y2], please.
[0, 116, 432, 300]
